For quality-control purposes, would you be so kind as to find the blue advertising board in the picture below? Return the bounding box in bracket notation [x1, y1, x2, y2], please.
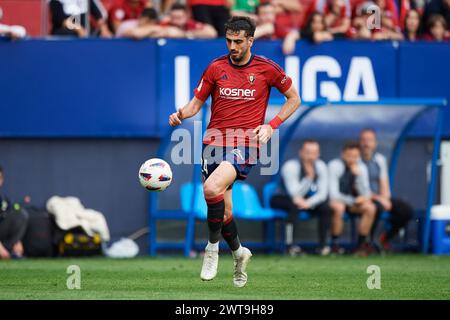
[156, 39, 399, 134]
[398, 42, 450, 137]
[0, 38, 158, 137]
[0, 38, 448, 137]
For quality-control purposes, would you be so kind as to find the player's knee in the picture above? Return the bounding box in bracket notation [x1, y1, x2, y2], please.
[363, 203, 376, 217]
[203, 180, 223, 199]
[224, 208, 232, 220]
[330, 201, 345, 216]
[224, 201, 232, 214]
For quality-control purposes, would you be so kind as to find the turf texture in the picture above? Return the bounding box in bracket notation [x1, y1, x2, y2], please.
[0, 255, 449, 300]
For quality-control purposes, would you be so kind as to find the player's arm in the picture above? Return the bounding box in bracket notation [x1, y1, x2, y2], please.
[275, 85, 301, 122]
[170, 63, 214, 126]
[253, 84, 301, 144]
[379, 177, 391, 199]
[372, 177, 392, 210]
[168, 97, 204, 127]
[187, 24, 218, 39]
[371, 156, 392, 210]
[126, 25, 166, 39]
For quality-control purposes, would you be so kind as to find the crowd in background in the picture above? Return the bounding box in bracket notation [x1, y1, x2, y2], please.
[0, 0, 449, 48]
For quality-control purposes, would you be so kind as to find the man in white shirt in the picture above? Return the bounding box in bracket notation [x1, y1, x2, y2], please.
[270, 140, 331, 256]
[0, 6, 27, 39]
[328, 141, 376, 256]
[359, 128, 413, 252]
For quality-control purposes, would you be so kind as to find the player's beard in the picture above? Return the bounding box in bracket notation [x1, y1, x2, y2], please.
[230, 49, 248, 63]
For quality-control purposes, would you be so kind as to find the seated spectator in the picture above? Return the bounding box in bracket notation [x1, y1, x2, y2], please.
[282, 11, 333, 54]
[301, 11, 334, 43]
[159, 3, 218, 38]
[231, 0, 259, 20]
[116, 7, 161, 37]
[0, 166, 28, 260]
[422, 0, 450, 30]
[373, 0, 403, 40]
[157, 0, 178, 16]
[254, 2, 289, 39]
[349, 1, 374, 39]
[317, 0, 352, 38]
[328, 142, 376, 256]
[349, 1, 403, 40]
[372, 11, 403, 40]
[373, 0, 404, 39]
[109, 0, 152, 33]
[281, 28, 301, 54]
[123, 3, 217, 39]
[271, 0, 307, 30]
[359, 129, 413, 253]
[399, 0, 426, 28]
[403, 8, 422, 41]
[49, 0, 112, 37]
[349, 0, 363, 18]
[254, 1, 302, 55]
[351, 0, 399, 24]
[423, 13, 449, 41]
[188, 0, 231, 36]
[0, 6, 27, 39]
[374, 0, 400, 30]
[270, 140, 331, 256]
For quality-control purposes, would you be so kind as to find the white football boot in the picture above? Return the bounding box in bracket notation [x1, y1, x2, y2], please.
[200, 242, 219, 281]
[232, 247, 252, 288]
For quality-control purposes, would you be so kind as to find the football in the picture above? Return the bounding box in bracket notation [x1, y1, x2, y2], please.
[138, 158, 173, 192]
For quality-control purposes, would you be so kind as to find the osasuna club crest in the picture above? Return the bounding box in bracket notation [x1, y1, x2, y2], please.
[248, 73, 256, 84]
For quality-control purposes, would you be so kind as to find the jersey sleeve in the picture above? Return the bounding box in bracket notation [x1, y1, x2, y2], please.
[376, 154, 389, 179]
[194, 63, 216, 102]
[267, 61, 292, 94]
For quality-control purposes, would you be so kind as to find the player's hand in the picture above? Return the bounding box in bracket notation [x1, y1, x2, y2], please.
[293, 196, 310, 210]
[0, 242, 10, 260]
[354, 196, 367, 205]
[350, 164, 360, 176]
[12, 241, 24, 257]
[165, 26, 185, 38]
[371, 194, 392, 211]
[169, 109, 183, 127]
[24, 195, 31, 204]
[253, 124, 273, 144]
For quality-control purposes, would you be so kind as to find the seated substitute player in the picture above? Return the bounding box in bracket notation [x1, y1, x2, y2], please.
[270, 140, 331, 256]
[359, 128, 413, 252]
[169, 16, 301, 287]
[0, 166, 29, 260]
[328, 141, 377, 256]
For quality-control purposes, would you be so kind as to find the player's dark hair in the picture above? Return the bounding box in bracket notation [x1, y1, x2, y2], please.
[360, 127, 377, 136]
[0, 166, 3, 174]
[342, 141, 360, 151]
[170, 3, 187, 12]
[255, 2, 273, 15]
[427, 14, 447, 32]
[141, 8, 158, 21]
[301, 12, 324, 42]
[404, 9, 423, 36]
[224, 16, 256, 37]
[302, 139, 320, 147]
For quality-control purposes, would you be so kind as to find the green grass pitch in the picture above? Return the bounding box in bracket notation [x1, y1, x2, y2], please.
[1, 255, 449, 300]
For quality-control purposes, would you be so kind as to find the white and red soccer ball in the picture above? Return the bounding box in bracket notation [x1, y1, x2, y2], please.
[138, 158, 172, 192]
